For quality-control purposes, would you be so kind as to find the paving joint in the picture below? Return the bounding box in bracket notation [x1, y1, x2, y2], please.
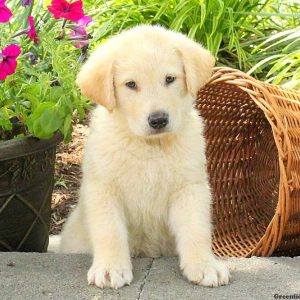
[136, 257, 154, 300]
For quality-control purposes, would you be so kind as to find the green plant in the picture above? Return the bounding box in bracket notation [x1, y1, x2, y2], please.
[0, 0, 92, 142]
[248, 28, 300, 89]
[85, 0, 300, 89]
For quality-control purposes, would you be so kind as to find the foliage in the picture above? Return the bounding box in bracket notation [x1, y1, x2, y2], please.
[1, 0, 299, 143]
[85, 0, 300, 89]
[248, 28, 300, 89]
[0, 0, 91, 142]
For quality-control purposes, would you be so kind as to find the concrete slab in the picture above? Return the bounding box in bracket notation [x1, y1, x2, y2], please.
[140, 257, 300, 300]
[0, 253, 152, 300]
[0, 253, 299, 300]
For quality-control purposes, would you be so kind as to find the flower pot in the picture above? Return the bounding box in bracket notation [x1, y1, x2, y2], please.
[0, 133, 61, 252]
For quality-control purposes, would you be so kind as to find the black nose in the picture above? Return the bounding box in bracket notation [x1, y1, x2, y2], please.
[148, 111, 169, 129]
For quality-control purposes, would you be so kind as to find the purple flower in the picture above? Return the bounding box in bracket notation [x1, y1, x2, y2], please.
[0, 44, 21, 80]
[67, 16, 92, 48]
[22, 0, 33, 7]
[77, 15, 92, 27]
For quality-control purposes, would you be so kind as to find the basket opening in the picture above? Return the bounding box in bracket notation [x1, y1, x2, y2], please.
[196, 83, 280, 257]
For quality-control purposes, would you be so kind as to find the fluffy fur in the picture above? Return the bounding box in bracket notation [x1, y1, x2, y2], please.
[59, 25, 230, 289]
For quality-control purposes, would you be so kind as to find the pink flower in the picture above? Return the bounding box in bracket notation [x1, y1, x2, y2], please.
[0, 45, 21, 80]
[48, 0, 84, 22]
[0, 0, 12, 23]
[77, 15, 92, 27]
[28, 16, 39, 44]
[68, 15, 92, 48]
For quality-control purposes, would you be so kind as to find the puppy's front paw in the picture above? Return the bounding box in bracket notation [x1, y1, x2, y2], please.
[87, 262, 133, 289]
[182, 258, 230, 287]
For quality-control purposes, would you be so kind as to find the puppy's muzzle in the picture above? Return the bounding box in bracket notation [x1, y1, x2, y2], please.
[148, 111, 169, 129]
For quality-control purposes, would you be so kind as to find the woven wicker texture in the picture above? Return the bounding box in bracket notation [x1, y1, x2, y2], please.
[196, 67, 300, 257]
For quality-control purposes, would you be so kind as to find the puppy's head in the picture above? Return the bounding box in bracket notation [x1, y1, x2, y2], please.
[77, 25, 215, 137]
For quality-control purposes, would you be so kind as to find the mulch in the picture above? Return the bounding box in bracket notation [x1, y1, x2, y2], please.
[50, 122, 89, 235]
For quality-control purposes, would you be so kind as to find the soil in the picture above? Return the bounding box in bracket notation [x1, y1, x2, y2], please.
[50, 122, 89, 235]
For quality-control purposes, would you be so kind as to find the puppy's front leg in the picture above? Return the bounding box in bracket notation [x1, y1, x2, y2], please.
[169, 183, 230, 287]
[83, 181, 132, 289]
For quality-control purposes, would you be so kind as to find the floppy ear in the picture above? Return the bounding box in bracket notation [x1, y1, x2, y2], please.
[76, 44, 116, 111]
[177, 38, 215, 98]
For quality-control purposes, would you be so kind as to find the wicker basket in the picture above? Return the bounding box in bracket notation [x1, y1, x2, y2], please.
[196, 67, 300, 257]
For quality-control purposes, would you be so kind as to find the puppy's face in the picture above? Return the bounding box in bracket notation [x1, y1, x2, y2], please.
[76, 26, 215, 138]
[114, 48, 191, 136]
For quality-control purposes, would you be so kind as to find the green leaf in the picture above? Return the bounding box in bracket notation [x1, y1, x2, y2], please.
[49, 86, 64, 103]
[170, 5, 194, 31]
[39, 106, 64, 135]
[63, 114, 72, 143]
[247, 54, 284, 75]
[199, 3, 206, 28]
[188, 23, 201, 39]
[153, 0, 170, 21]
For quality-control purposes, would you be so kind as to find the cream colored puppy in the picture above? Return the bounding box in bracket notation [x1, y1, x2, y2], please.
[60, 25, 230, 289]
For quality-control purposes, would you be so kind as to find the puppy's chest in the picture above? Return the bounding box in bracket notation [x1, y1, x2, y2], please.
[116, 152, 177, 204]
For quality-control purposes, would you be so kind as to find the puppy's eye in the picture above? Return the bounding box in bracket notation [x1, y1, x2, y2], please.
[126, 81, 137, 89]
[165, 75, 176, 85]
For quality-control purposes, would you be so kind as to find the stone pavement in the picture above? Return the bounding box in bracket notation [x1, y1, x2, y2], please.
[0, 253, 299, 300]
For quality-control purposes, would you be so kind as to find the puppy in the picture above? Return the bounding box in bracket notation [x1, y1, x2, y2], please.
[60, 25, 230, 289]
